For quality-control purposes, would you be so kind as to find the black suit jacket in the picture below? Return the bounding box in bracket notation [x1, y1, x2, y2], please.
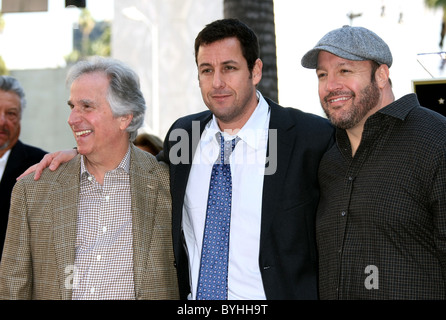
[0, 140, 47, 258]
[159, 98, 335, 299]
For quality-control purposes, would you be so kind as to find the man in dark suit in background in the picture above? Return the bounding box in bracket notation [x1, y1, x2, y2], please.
[20, 19, 335, 300]
[0, 76, 47, 259]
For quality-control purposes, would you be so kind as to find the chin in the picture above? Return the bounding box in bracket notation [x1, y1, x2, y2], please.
[76, 146, 88, 156]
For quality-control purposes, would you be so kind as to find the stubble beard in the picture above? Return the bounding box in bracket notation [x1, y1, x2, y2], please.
[322, 81, 380, 130]
[207, 87, 255, 126]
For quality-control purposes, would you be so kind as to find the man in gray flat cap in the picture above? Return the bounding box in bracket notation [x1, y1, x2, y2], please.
[302, 25, 446, 299]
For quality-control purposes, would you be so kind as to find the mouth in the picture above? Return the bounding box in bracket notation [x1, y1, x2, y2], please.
[212, 94, 230, 99]
[328, 97, 350, 103]
[211, 92, 232, 101]
[0, 131, 9, 141]
[74, 129, 92, 137]
[325, 92, 353, 108]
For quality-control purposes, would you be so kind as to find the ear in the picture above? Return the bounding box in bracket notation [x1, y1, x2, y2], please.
[375, 64, 390, 89]
[119, 114, 133, 131]
[252, 58, 263, 86]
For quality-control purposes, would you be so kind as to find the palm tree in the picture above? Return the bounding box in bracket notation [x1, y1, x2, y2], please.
[65, 9, 111, 63]
[224, 0, 278, 102]
[78, 9, 96, 58]
[425, 0, 446, 48]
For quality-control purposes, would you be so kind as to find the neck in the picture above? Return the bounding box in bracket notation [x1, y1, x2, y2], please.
[217, 93, 259, 133]
[0, 137, 18, 158]
[84, 142, 129, 185]
[346, 90, 395, 157]
[346, 128, 363, 157]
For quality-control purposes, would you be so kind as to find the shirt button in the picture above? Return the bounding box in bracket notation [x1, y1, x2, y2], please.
[88, 176, 93, 182]
[341, 211, 346, 216]
[90, 287, 95, 294]
[102, 226, 107, 233]
[97, 255, 102, 261]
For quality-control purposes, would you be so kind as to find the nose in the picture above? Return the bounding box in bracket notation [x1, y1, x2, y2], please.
[212, 70, 225, 89]
[324, 74, 343, 92]
[67, 107, 81, 127]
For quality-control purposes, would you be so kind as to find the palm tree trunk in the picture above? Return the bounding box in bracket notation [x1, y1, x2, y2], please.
[224, 0, 278, 102]
[440, 8, 445, 48]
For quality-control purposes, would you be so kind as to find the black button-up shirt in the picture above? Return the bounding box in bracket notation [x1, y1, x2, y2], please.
[316, 94, 446, 299]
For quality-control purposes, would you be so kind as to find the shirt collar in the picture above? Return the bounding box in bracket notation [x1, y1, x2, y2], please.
[336, 93, 421, 138]
[202, 90, 270, 149]
[0, 149, 11, 163]
[81, 145, 131, 178]
[377, 93, 420, 121]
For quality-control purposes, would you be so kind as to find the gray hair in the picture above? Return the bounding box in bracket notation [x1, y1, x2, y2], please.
[0, 75, 26, 118]
[66, 56, 146, 141]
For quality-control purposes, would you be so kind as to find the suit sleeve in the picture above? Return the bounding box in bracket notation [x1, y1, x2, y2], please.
[0, 180, 33, 299]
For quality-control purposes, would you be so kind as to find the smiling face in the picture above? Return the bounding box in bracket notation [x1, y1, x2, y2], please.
[67, 71, 132, 162]
[197, 37, 262, 131]
[316, 51, 382, 130]
[0, 90, 21, 157]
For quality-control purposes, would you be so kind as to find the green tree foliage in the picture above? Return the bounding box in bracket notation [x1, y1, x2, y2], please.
[425, 0, 446, 7]
[0, 12, 8, 75]
[65, 9, 111, 63]
[0, 56, 8, 76]
[425, 0, 446, 48]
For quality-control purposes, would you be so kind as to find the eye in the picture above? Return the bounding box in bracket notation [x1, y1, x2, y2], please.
[5, 111, 19, 120]
[200, 68, 213, 75]
[317, 72, 327, 79]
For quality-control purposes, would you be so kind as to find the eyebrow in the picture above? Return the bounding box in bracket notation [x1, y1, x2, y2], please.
[316, 61, 352, 71]
[67, 98, 96, 106]
[67, 99, 95, 104]
[198, 60, 239, 69]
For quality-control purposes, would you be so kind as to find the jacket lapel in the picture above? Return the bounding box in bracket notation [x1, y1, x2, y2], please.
[170, 112, 212, 260]
[51, 156, 81, 300]
[129, 146, 158, 298]
[260, 100, 296, 248]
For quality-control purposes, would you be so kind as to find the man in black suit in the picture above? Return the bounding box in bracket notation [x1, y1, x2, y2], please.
[0, 76, 47, 259]
[160, 19, 334, 300]
[21, 19, 334, 300]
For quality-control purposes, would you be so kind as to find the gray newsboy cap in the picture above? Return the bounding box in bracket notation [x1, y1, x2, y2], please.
[301, 25, 393, 69]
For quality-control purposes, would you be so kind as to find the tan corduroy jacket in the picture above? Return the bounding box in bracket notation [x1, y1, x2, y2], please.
[0, 144, 179, 300]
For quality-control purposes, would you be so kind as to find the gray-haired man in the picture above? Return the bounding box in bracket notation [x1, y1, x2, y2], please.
[0, 76, 47, 260]
[0, 57, 179, 300]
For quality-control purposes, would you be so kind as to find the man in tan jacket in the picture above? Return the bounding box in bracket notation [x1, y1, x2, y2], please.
[0, 57, 179, 300]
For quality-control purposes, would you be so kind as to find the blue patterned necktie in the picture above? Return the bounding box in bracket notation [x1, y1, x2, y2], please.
[196, 132, 239, 300]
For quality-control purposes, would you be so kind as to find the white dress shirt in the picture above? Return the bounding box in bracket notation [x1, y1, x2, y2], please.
[183, 91, 270, 300]
[0, 149, 11, 182]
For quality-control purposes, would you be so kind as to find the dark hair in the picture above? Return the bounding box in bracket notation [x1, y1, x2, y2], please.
[194, 18, 260, 73]
[370, 61, 392, 87]
[133, 132, 163, 155]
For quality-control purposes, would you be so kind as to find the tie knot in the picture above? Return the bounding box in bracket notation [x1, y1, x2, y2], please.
[217, 132, 239, 164]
